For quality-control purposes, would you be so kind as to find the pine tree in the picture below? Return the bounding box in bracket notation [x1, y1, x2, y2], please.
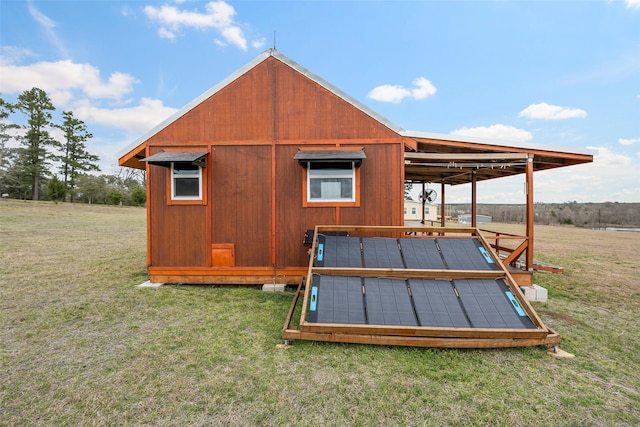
[54, 111, 99, 202]
[0, 97, 20, 195]
[47, 175, 66, 203]
[12, 88, 56, 200]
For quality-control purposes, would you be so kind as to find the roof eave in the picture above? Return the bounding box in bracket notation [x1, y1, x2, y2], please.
[117, 50, 276, 165]
[402, 129, 595, 161]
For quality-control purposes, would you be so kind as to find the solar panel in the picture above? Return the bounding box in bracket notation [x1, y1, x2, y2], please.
[309, 234, 536, 332]
[307, 275, 366, 324]
[437, 238, 500, 271]
[409, 279, 471, 328]
[364, 278, 418, 326]
[453, 279, 536, 329]
[399, 238, 447, 270]
[361, 238, 405, 269]
[317, 235, 362, 267]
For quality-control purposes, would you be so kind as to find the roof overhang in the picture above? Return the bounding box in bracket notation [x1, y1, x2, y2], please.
[141, 151, 208, 168]
[294, 150, 366, 166]
[402, 131, 594, 185]
[118, 141, 147, 170]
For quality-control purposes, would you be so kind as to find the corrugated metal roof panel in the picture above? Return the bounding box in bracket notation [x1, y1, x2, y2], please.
[294, 150, 366, 164]
[141, 151, 208, 167]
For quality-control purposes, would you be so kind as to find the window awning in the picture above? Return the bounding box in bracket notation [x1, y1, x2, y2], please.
[294, 150, 366, 166]
[141, 152, 208, 168]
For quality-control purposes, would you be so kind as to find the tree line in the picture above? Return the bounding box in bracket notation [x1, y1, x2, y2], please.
[0, 88, 145, 206]
[449, 202, 640, 228]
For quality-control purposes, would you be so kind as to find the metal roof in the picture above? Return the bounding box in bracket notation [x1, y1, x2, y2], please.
[401, 129, 595, 157]
[141, 151, 208, 168]
[294, 150, 366, 166]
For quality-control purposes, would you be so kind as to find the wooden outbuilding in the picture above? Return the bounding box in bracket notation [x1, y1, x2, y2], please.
[118, 49, 593, 286]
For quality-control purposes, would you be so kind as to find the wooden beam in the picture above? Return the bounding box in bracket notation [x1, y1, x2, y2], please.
[404, 152, 529, 161]
[441, 182, 446, 227]
[282, 280, 305, 337]
[314, 225, 477, 234]
[282, 330, 560, 348]
[471, 171, 477, 228]
[310, 267, 505, 280]
[502, 240, 529, 266]
[300, 322, 549, 339]
[526, 156, 534, 270]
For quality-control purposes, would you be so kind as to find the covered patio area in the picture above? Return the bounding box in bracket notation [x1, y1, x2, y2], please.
[401, 131, 593, 281]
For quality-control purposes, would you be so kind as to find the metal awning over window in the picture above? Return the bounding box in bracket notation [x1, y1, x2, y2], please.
[294, 150, 366, 167]
[141, 152, 208, 168]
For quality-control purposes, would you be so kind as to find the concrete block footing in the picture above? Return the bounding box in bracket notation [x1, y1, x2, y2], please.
[520, 284, 548, 302]
[137, 280, 164, 288]
[263, 283, 286, 292]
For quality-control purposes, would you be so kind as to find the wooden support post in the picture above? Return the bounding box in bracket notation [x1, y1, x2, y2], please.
[471, 171, 477, 228]
[525, 155, 534, 270]
[421, 182, 426, 224]
[440, 182, 446, 228]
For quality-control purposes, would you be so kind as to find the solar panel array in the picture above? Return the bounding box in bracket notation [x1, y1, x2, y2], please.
[315, 235, 500, 271]
[309, 235, 535, 329]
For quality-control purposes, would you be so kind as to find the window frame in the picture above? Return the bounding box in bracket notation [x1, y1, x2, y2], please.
[302, 160, 360, 207]
[167, 161, 207, 206]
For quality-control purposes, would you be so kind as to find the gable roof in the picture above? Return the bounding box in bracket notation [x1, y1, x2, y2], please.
[117, 49, 404, 168]
[118, 49, 593, 179]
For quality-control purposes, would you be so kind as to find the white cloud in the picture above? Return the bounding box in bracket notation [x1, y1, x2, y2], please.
[26, 0, 69, 59]
[444, 146, 639, 203]
[518, 102, 587, 120]
[73, 98, 177, 133]
[533, 146, 638, 202]
[367, 77, 437, 103]
[220, 26, 247, 51]
[157, 27, 177, 40]
[144, 1, 259, 51]
[626, 0, 640, 9]
[619, 138, 640, 145]
[251, 38, 267, 50]
[73, 98, 178, 133]
[367, 84, 410, 103]
[450, 124, 533, 142]
[0, 57, 138, 104]
[0, 52, 175, 136]
[0, 46, 35, 65]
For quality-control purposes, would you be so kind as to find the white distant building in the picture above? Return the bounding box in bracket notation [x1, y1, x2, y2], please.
[404, 200, 439, 222]
[458, 214, 492, 224]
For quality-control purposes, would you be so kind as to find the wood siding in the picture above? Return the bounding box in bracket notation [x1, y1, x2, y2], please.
[211, 145, 272, 267]
[148, 162, 208, 267]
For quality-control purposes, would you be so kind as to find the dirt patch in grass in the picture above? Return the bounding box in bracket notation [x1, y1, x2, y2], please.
[538, 310, 585, 326]
[1, 200, 639, 426]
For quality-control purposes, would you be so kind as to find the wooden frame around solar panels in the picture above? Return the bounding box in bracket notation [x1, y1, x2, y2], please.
[282, 225, 560, 348]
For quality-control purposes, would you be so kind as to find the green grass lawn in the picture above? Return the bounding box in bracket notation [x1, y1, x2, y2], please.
[1, 200, 639, 426]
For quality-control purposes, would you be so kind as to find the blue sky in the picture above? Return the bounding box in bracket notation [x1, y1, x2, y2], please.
[1, 0, 639, 203]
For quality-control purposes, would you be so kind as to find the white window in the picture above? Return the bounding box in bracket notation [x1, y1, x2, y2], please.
[425, 207, 430, 214]
[411, 207, 416, 214]
[171, 163, 202, 200]
[307, 161, 355, 202]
